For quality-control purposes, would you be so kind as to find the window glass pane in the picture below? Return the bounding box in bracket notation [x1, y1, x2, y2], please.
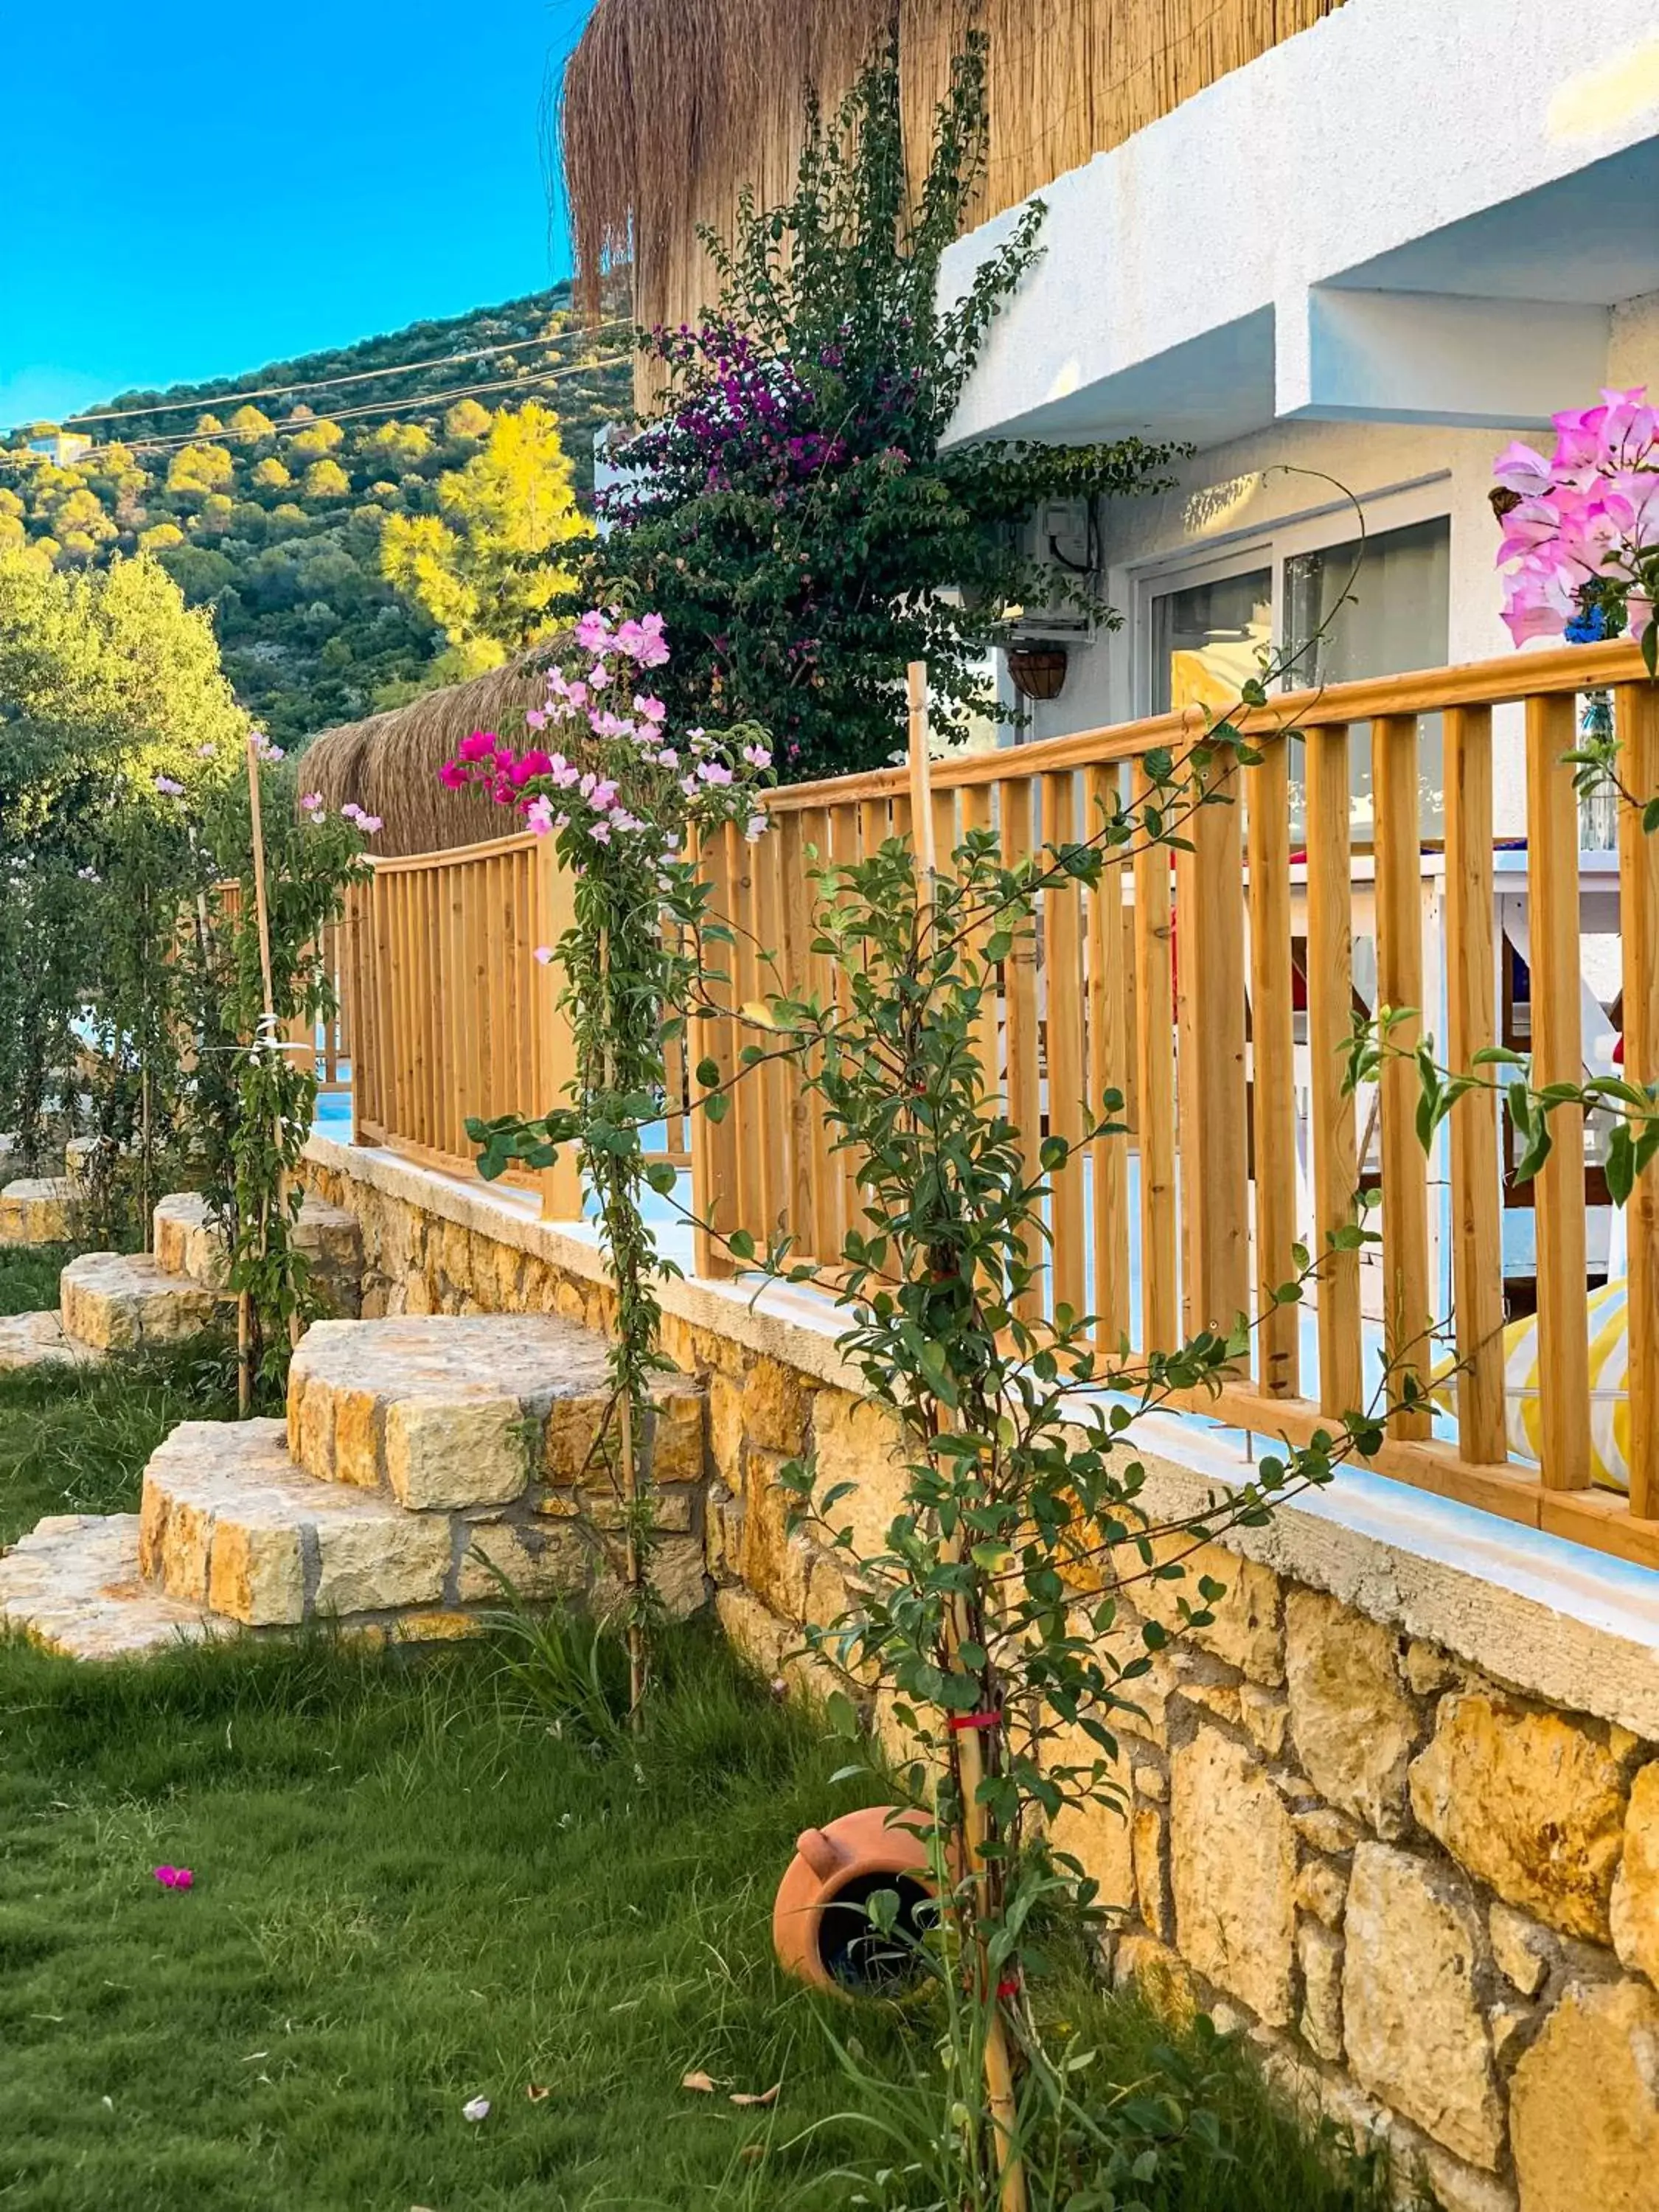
[1151, 568, 1273, 716]
[1284, 516, 1451, 837]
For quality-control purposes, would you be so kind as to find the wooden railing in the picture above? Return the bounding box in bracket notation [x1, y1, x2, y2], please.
[343, 831, 582, 1217]
[693, 639, 1659, 1571]
[208, 882, 351, 1091]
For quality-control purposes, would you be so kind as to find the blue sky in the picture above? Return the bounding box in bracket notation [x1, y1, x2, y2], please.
[0, 0, 595, 427]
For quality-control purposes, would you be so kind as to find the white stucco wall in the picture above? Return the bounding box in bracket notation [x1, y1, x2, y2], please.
[941, 1, 1659, 450]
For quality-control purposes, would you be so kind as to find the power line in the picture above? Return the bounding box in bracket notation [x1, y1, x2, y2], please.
[116, 354, 633, 457]
[55, 320, 631, 430]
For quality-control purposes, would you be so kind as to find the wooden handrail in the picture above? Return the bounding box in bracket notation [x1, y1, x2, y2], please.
[762, 639, 1650, 813]
[700, 641, 1659, 1573]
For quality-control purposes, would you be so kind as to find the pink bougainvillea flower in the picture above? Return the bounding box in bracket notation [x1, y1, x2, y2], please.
[633, 693, 667, 724]
[1492, 440, 1555, 498]
[153, 775, 185, 797]
[438, 761, 469, 790]
[574, 610, 612, 653]
[459, 729, 497, 763]
[697, 760, 734, 786]
[524, 707, 548, 731]
[300, 790, 325, 814]
[526, 797, 555, 837]
[533, 945, 554, 965]
[153, 1865, 194, 1890]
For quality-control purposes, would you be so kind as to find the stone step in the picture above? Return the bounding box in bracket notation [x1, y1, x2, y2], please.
[0, 1514, 215, 1659]
[0, 1178, 74, 1246]
[59, 1251, 232, 1353]
[152, 1192, 364, 1312]
[139, 1420, 470, 1626]
[286, 1313, 705, 1509]
[0, 1309, 101, 1374]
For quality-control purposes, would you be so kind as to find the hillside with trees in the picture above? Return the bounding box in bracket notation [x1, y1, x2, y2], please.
[0, 285, 631, 744]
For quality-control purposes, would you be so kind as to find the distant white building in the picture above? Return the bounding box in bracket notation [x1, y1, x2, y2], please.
[26, 429, 94, 467]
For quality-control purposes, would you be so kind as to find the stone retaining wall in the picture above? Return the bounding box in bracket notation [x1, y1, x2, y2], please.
[302, 1139, 1659, 2212]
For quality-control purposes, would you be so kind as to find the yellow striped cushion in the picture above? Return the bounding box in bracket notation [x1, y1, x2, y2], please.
[1493, 1280, 1630, 1495]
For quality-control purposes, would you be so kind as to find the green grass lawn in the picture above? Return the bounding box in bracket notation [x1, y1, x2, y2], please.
[0, 1263, 1402, 2212]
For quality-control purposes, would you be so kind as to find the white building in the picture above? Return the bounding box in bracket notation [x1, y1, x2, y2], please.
[935, 1, 1659, 834]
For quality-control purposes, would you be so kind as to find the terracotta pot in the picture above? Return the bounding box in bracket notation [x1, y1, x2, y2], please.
[772, 1805, 936, 1994]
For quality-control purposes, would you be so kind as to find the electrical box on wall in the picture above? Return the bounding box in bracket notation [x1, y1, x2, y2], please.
[1006, 497, 1099, 647]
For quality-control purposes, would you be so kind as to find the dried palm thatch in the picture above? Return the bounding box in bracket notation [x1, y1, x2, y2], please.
[299, 653, 560, 858]
[562, 0, 1343, 347]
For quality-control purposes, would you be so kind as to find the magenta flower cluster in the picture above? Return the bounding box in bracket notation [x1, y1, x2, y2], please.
[1495, 388, 1659, 649]
[438, 610, 771, 871]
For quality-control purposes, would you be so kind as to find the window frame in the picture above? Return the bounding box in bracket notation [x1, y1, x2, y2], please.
[1129, 475, 1455, 719]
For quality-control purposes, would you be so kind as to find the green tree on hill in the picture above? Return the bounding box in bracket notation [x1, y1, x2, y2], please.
[380, 401, 590, 678]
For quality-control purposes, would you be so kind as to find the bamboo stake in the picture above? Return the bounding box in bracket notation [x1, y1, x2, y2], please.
[909, 667, 1026, 2212]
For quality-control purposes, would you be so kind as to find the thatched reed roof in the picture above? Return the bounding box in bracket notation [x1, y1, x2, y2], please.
[561, 0, 1343, 338]
[299, 653, 557, 858]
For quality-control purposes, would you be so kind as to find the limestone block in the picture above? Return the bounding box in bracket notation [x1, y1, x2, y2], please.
[454, 1522, 586, 1604]
[384, 1397, 527, 1509]
[0, 1176, 72, 1245]
[1285, 1588, 1419, 1838]
[0, 1513, 213, 1660]
[1291, 1804, 1362, 1856]
[1295, 1854, 1349, 1927]
[741, 1354, 811, 1456]
[1135, 1539, 1284, 1686]
[1340, 1843, 1503, 2169]
[648, 1380, 705, 1484]
[310, 1512, 451, 1615]
[1510, 1979, 1659, 2212]
[1488, 1903, 1553, 1998]
[1610, 1760, 1659, 1986]
[330, 1386, 382, 1490]
[1047, 1721, 1135, 1913]
[1486, 1999, 1531, 2066]
[1133, 1801, 1172, 1938]
[207, 1517, 305, 1627]
[1169, 1727, 1298, 2026]
[736, 1447, 815, 1618]
[1239, 1683, 1290, 1758]
[1298, 1918, 1344, 2063]
[541, 1388, 616, 1484]
[0, 1309, 100, 1374]
[708, 1369, 747, 1483]
[1408, 1692, 1630, 1941]
[810, 1389, 908, 1559]
[60, 1253, 226, 1351]
[648, 1533, 708, 1618]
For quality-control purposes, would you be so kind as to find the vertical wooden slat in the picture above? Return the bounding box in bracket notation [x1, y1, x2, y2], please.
[1181, 746, 1251, 1338]
[751, 822, 788, 1246]
[1373, 714, 1432, 1439]
[1619, 679, 1659, 1520]
[1085, 763, 1131, 1350]
[1132, 762, 1178, 1354]
[691, 823, 742, 1276]
[1526, 692, 1592, 1489]
[931, 787, 957, 885]
[1001, 776, 1043, 1318]
[730, 825, 765, 1251]
[1443, 706, 1507, 1462]
[859, 796, 889, 858]
[1306, 726, 1364, 1416]
[827, 801, 864, 1245]
[960, 783, 999, 1113]
[796, 804, 838, 1265]
[1043, 771, 1087, 1321]
[1247, 737, 1299, 1397]
[468, 857, 493, 1135]
[778, 810, 817, 1253]
[535, 839, 582, 1219]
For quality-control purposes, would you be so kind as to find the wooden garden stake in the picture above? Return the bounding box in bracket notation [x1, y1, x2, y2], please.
[909, 662, 1026, 2212]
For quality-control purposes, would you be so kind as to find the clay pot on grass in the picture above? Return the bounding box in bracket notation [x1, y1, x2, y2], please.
[772, 1805, 936, 1995]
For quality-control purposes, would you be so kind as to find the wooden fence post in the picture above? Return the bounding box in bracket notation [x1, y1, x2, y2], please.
[534, 835, 583, 1222]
